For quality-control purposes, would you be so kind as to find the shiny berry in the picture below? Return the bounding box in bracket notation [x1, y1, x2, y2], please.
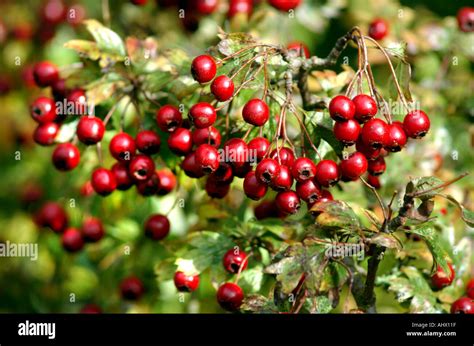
[242, 99, 269, 126]
[120, 276, 144, 300]
[144, 214, 170, 240]
[61, 228, 84, 252]
[431, 263, 455, 290]
[361, 118, 389, 149]
[339, 152, 368, 181]
[33, 61, 59, 87]
[353, 94, 377, 123]
[211, 163, 234, 185]
[291, 157, 317, 182]
[368, 156, 386, 176]
[67, 89, 88, 115]
[320, 189, 334, 202]
[194, 0, 218, 14]
[223, 138, 248, 169]
[136, 172, 159, 196]
[254, 200, 279, 220]
[367, 174, 381, 189]
[271, 165, 293, 191]
[128, 154, 155, 182]
[334, 119, 361, 146]
[30, 97, 57, 123]
[270, 147, 295, 167]
[77, 116, 105, 145]
[315, 160, 340, 187]
[34, 122, 59, 146]
[189, 102, 216, 129]
[287, 41, 310, 58]
[181, 152, 205, 178]
[403, 110, 430, 139]
[35, 202, 68, 233]
[275, 190, 301, 215]
[110, 133, 136, 161]
[195, 144, 220, 174]
[369, 18, 389, 40]
[156, 169, 177, 195]
[457, 7, 474, 32]
[256, 158, 280, 184]
[223, 248, 248, 273]
[268, 0, 301, 11]
[228, 0, 252, 18]
[205, 177, 230, 199]
[296, 179, 322, 204]
[192, 126, 221, 147]
[243, 171, 268, 200]
[135, 130, 161, 155]
[211, 75, 234, 102]
[217, 282, 244, 312]
[156, 105, 182, 132]
[247, 137, 270, 162]
[356, 138, 381, 160]
[174, 271, 200, 292]
[232, 162, 252, 178]
[81, 217, 104, 243]
[329, 95, 355, 121]
[52, 143, 80, 171]
[91, 168, 116, 196]
[451, 297, 474, 314]
[385, 122, 407, 152]
[191, 55, 216, 83]
[168, 128, 193, 156]
[111, 163, 133, 191]
[51, 78, 68, 100]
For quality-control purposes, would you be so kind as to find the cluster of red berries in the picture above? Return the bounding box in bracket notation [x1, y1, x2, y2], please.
[431, 263, 474, 314]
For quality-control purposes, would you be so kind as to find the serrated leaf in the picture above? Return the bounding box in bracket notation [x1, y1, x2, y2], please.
[389, 60, 413, 103]
[310, 200, 360, 231]
[84, 19, 126, 57]
[239, 266, 264, 293]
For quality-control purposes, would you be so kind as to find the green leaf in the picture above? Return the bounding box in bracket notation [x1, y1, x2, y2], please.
[239, 266, 265, 293]
[83, 19, 126, 57]
[405, 177, 443, 200]
[55, 119, 78, 143]
[313, 295, 333, 313]
[369, 233, 402, 250]
[310, 200, 361, 231]
[444, 194, 474, 227]
[216, 31, 256, 57]
[63, 40, 101, 60]
[241, 294, 277, 313]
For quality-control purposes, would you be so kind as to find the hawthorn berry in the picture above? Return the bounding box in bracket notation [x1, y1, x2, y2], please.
[51, 78, 68, 100]
[30, 97, 57, 123]
[291, 157, 317, 183]
[228, 0, 252, 18]
[156, 105, 183, 132]
[77, 116, 105, 145]
[120, 276, 144, 301]
[275, 190, 301, 215]
[223, 138, 248, 169]
[329, 95, 355, 121]
[287, 41, 310, 58]
[80, 181, 94, 197]
[192, 126, 222, 147]
[270, 147, 295, 167]
[319, 189, 334, 202]
[385, 122, 407, 152]
[174, 271, 200, 292]
[268, 0, 301, 11]
[352, 94, 377, 123]
[33, 61, 59, 87]
[111, 163, 133, 191]
[254, 200, 279, 220]
[457, 7, 474, 32]
[136, 172, 160, 196]
[181, 152, 205, 178]
[211, 163, 234, 184]
[67, 89, 88, 115]
[67, 4, 86, 26]
[248, 137, 270, 162]
[242, 99, 269, 126]
[34, 122, 59, 146]
[367, 174, 381, 189]
[232, 162, 252, 178]
[61, 228, 84, 253]
[243, 171, 268, 200]
[191, 54, 216, 83]
[194, 0, 218, 14]
[35, 202, 68, 233]
[315, 160, 340, 187]
[403, 110, 430, 139]
[189, 102, 217, 128]
[361, 118, 389, 149]
[144, 214, 170, 240]
[211, 75, 235, 102]
[168, 128, 193, 156]
[223, 248, 248, 273]
[334, 119, 361, 146]
[52, 143, 80, 171]
[256, 158, 280, 184]
[450, 297, 474, 314]
[128, 154, 155, 182]
[41, 0, 67, 25]
[195, 144, 220, 174]
[339, 152, 368, 181]
[91, 168, 117, 196]
[217, 282, 244, 311]
[271, 165, 293, 191]
[368, 156, 386, 176]
[369, 18, 389, 41]
[205, 177, 230, 198]
[296, 179, 322, 204]
[156, 169, 177, 195]
[356, 138, 381, 160]
[110, 133, 136, 161]
[81, 217, 104, 243]
[431, 263, 455, 290]
[80, 304, 102, 314]
[135, 130, 161, 155]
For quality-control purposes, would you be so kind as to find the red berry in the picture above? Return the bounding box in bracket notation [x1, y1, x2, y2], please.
[156, 105, 183, 132]
[135, 130, 161, 155]
[156, 169, 177, 195]
[361, 118, 389, 149]
[144, 214, 170, 240]
[403, 110, 430, 139]
[228, 0, 252, 18]
[320, 189, 334, 202]
[256, 158, 280, 184]
[131, 0, 148, 5]
[111, 163, 133, 191]
[128, 154, 155, 182]
[254, 200, 279, 220]
[352, 94, 377, 123]
[80, 304, 102, 314]
[194, 0, 218, 14]
[67, 89, 88, 115]
[205, 177, 230, 198]
[217, 282, 244, 311]
[270, 147, 295, 167]
[120, 276, 144, 300]
[242, 99, 269, 126]
[81, 180, 94, 196]
[52, 143, 80, 171]
[174, 271, 200, 292]
[211, 75, 234, 102]
[195, 144, 220, 174]
[367, 174, 381, 189]
[30, 97, 57, 123]
[287, 41, 310, 58]
[181, 152, 205, 178]
[41, 0, 67, 24]
[91, 168, 116, 196]
[81, 217, 104, 243]
[329, 95, 355, 121]
[34, 122, 59, 146]
[189, 102, 217, 129]
[33, 61, 59, 87]
[191, 55, 216, 83]
[77, 116, 105, 145]
[334, 119, 361, 146]
[61, 228, 84, 252]
[211, 163, 234, 185]
[291, 157, 317, 183]
[385, 122, 407, 152]
[223, 248, 248, 273]
[110, 133, 136, 161]
[275, 190, 301, 215]
[243, 171, 268, 200]
[369, 18, 389, 40]
[431, 263, 455, 290]
[356, 138, 381, 160]
[466, 279, 474, 299]
[222, 138, 248, 169]
[232, 162, 252, 178]
[192, 126, 221, 147]
[315, 160, 340, 187]
[168, 128, 193, 156]
[35, 202, 68, 233]
[268, 0, 301, 11]
[368, 156, 386, 176]
[339, 152, 368, 181]
[247, 137, 270, 162]
[457, 7, 474, 32]
[296, 179, 322, 204]
[451, 297, 474, 314]
[67, 4, 86, 26]
[271, 165, 293, 191]
[51, 78, 68, 100]
[136, 172, 160, 196]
